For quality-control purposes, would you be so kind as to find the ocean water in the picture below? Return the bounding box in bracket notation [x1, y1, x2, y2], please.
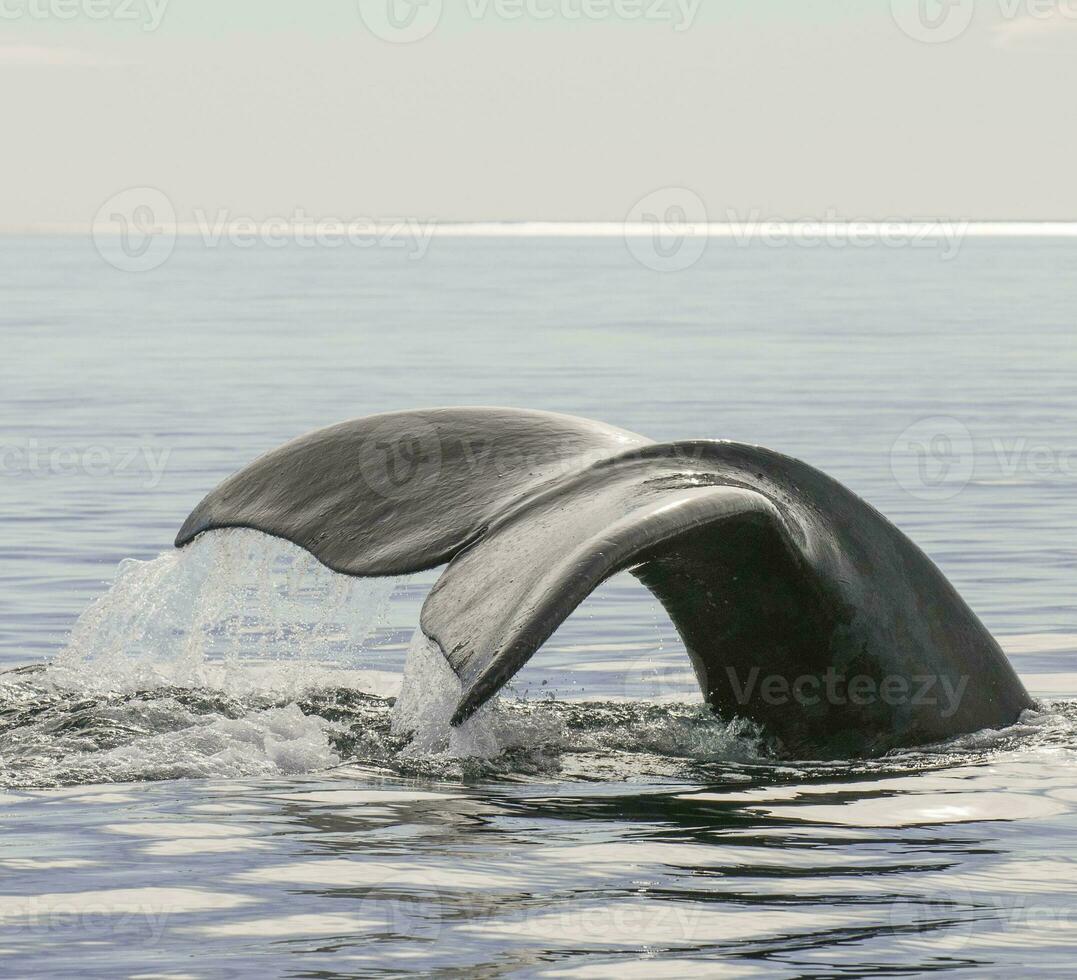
[1, 233, 1076, 977]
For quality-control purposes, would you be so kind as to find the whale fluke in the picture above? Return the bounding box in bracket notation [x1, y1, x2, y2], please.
[176, 407, 648, 576]
[176, 407, 1033, 757]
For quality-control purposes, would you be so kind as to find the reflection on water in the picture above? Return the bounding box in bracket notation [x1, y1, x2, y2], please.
[2, 758, 1076, 976]
[2, 237, 1077, 976]
[3, 608, 1076, 976]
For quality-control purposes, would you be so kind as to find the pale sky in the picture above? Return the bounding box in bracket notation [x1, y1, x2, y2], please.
[2, 0, 1075, 227]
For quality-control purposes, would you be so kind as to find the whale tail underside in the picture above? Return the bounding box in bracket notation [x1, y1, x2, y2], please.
[176, 407, 1032, 756]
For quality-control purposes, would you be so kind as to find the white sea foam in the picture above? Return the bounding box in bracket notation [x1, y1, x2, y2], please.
[56, 703, 343, 783]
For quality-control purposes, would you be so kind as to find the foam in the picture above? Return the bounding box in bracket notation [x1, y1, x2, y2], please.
[47, 703, 342, 783]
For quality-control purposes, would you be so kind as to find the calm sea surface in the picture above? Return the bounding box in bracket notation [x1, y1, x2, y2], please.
[1, 234, 1076, 977]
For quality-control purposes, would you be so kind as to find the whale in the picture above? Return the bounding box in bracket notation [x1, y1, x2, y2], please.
[175, 407, 1033, 757]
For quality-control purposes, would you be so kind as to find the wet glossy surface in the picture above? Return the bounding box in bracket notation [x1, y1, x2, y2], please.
[2, 236, 1076, 977]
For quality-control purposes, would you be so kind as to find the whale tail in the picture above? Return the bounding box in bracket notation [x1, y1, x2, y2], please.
[176, 407, 1032, 757]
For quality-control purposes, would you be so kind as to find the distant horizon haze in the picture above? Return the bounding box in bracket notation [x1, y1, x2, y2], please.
[3, 0, 1076, 225]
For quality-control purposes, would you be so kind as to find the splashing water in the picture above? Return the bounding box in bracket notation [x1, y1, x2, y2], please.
[391, 631, 500, 758]
[0, 530, 406, 785]
[0, 528, 778, 786]
[47, 529, 401, 696]
[3, 528, 1069, 789]
[42, 529, 507, 762]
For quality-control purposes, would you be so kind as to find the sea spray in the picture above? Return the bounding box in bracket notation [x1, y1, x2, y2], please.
[48, 529, 401, 695]
[392, 630, 500, 758]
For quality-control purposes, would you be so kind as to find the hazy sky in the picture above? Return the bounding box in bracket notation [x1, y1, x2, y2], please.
[2, 0, 1075, 226]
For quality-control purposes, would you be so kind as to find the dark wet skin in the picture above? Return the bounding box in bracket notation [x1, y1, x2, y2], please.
[176, 407, 1033, 758]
